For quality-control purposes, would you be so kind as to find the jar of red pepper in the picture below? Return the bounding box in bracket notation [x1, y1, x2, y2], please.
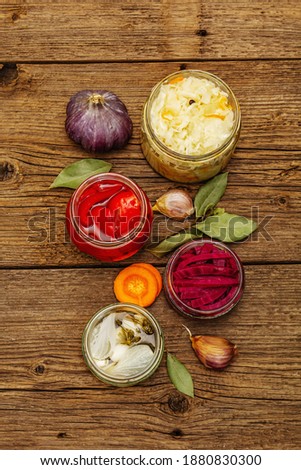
[164, 240, 244, 319]
[66, 173, 153, 262]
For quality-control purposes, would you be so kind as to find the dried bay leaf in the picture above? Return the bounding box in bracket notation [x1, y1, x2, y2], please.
[196, 211, 258, 242]
[167, 353, 194, 398]
[50, 158, 112, 189]
[147, 230, 201, 258]
[194, 172, 228, 219]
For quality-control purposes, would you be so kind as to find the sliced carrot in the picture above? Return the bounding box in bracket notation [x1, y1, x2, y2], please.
[130, 263, 162, 296]
[205, 113, 226, 120]
[169, 75, 184, 85]
[114, 265, 158, 307]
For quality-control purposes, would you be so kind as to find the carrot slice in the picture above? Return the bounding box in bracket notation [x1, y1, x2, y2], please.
[130, 263, 162, 295]
[114, 265, 158, 307]
[169, 75, 184, 85]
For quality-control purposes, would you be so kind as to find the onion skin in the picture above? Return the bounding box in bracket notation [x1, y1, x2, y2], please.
[65, 90, 133, 152]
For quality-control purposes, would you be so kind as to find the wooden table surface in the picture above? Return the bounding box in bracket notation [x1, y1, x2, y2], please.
[0, 1, 300, 450]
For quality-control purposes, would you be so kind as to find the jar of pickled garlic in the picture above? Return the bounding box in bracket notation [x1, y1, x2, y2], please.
[82, 302, 164, 386]
[141, 70, 241, 183]
[66, 173, 153, 262]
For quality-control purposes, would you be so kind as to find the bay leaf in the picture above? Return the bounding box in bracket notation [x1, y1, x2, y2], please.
[50, 158, 112, 189]
[196, 211, 258, 242]
[212, 207, 225, 216]
[194, 172, 228, 219]
[147, 230, 201, 258]
[167, 353, 194, 398]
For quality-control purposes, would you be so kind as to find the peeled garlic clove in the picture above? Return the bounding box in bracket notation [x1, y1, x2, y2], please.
[152, 189, 194, 220]
[183, 326, 237, 370]
[90, 313, 116, 361]
[105, 344, 154, 378]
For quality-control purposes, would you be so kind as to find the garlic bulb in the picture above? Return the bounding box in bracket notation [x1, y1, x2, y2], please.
[65, 90, 133, 152]
[152, 188, 194, 220]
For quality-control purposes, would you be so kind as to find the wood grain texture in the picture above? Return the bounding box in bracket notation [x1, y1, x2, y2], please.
[0, 265, 300, 449]
[0, 1, 300, 61]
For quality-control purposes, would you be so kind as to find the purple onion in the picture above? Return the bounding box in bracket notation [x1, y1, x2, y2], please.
[65, 90, 133, 152]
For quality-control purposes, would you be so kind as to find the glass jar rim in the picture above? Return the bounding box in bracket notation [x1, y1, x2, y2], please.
[69, 172, 148, 247]
[82, 302, 164, 386]
[144, 69, 241, 162]
[164, 239, 244, 318]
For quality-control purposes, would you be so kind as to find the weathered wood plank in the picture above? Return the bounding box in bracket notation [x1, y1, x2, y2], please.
[1, 389, 300, 449]
[0, 265, 300, 449]
[0, 61, 300, 150]
[0, 1, 300, 61]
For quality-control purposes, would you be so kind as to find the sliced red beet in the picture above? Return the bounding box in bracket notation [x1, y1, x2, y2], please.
[173, 265, 237, 279]
[194, 243, 213, 256]
[208, 286, 238, 309]
[212, 243, 224, 253]
[174, 277, 239, 288]
[176, 252, 231, 270]
[213, 257, 227, 267]
[171, 243, 241, 312]
[192, 302, 221, 311]
[227, 256, 238, 272]
[190, 297, 215, 309]
[202, 243, 214, 253]
[197, 287, 228, 306]
[177, 252, 192, 260]
[177, 287, 207, 300]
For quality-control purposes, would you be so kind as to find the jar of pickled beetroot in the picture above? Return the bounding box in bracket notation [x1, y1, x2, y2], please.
[141, 70, 241, 183]
[164, 240, 244, 319]
[66, 173, 153, 262]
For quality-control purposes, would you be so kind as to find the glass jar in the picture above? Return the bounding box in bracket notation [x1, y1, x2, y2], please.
[141, 70, 241, 183]
[164, 240, 244, 319]
[66, 173, 153, 262]
[82, 302, 164, 387]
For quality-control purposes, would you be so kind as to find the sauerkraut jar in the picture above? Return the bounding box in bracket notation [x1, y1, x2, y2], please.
[141, 70, 241, 183]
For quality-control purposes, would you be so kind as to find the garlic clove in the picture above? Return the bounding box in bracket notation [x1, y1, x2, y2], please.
[183, 325, 237, 370]
[191, 335, 237, 370]
[105, 344, 154, 378]
[152, 188, 194, 220]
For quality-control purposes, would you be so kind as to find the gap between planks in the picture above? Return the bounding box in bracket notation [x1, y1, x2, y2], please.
[0, 261, 300, 271]
[0, 58, 300, 65]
